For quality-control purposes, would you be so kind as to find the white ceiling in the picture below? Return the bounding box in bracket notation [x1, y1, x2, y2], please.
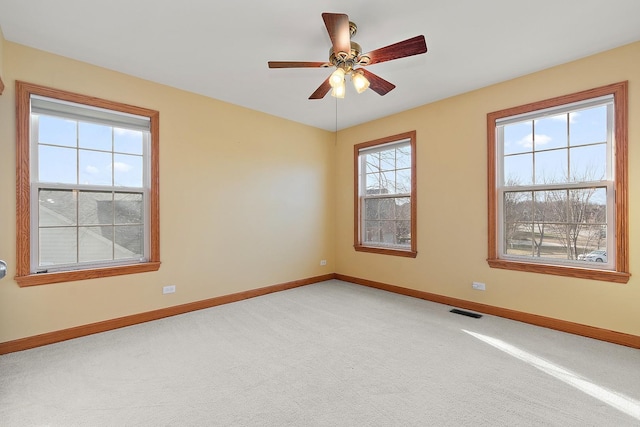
[1, 0, 639, 131]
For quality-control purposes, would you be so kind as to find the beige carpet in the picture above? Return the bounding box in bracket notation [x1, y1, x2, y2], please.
[1, 280, 639, 426]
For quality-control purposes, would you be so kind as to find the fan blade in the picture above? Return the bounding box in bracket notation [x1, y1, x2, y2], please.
[268, 61, 328, 68]
[309, 77, 332, 100]
[322, 13, 351, 57]
[361, 35, 427, 66]
[360, 69, 396, 96]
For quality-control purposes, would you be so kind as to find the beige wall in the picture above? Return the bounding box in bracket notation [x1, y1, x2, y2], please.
[335, 42, 640, 336]
[0, 42, 335, 342]
[0, 27, 5, 86]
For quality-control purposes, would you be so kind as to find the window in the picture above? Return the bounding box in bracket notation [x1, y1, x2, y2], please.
[354, 131, 417, 257]
[487, 82, 628, 283]
[16, 82, 160, 286]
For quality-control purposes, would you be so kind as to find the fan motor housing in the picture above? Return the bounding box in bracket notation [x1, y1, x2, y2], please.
[329, 41, 363, 71]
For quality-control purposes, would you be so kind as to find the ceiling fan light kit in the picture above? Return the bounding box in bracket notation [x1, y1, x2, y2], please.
[331, 82, 346, 99]
[268, 12, 428, 100]
[329, 67, 346, 88]
[352, 70, 370, 93]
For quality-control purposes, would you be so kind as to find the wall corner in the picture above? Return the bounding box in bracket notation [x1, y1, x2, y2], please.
[0, 25, 5, 95]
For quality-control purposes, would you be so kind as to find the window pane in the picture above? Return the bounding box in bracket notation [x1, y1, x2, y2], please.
[365, 153, 379, 174]
[532, 189, 595, 260]
[79, 226, 114, 262]
[569, 144, 606, 182]
[114, 128, 143, 155]
[534, 190, 566, 223]
[503, 191, 532, 255]
[566, 187, 607, 259]
[396, 147, 411, 169]
[536, 223, 568, 259]
[39, 189, 77, 227]
[38, 115, 76, 147]
[40, 227, 77, 266]
[38, 145, 77, 184]
[534, 149, 567, 184]
[364, 198, 380, 220]
[79, 122, 112, 151]
[381, 171, 395, 194]
[366, 173, 381, 194]
[364, 221, 381, 243]
[534, 114, 567, 150]
[570, 105, 607, 146]
[397, 220, 411, 245]
[377, 198, 396, 220]
[379, 149, 396, 171]
[380, 220, 396, 244]
[396, 169, 411, 193]
[79, 149, 113, 185]
[113, 154, 143, 187]
[503, 121, 532, 155]
[396, 198, 411, 220]
[588, 187, 607, 209]
[504, 191, 532, 223]
[568, 187, 606, 225]
[79, 191, 113, 225]
[115, 225, 144, 259]
[115, 193, 143, 224]
[504, 153, 533, 185]
[504, 187, 609, 263]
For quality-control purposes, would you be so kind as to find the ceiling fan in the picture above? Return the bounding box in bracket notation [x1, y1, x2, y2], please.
[268, 12, 428, 100]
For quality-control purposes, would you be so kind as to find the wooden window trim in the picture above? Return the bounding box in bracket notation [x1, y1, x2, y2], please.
[354, 131, 417, 258]
[487, 82, 629, 283]
[15, 81, 160, 287]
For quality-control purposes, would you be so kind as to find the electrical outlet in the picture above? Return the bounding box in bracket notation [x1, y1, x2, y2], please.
[320, 260, 327, 266]
[472, 282, 486, 291]
[163, 285, 176, 294]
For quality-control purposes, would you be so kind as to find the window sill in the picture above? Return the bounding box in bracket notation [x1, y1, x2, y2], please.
[15, 262, 161, 287]
[354, 245, 417, 258]
[487, 258, 629, 284]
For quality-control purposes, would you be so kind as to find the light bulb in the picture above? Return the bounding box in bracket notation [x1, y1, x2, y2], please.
[329, 68, 345, 88]
[331, 80, 346, 98]
[352, 71, 370, 94]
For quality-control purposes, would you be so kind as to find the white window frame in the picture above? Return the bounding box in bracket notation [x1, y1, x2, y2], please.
[354, 131, 417, 258]
[29, 98, 152, 273]
[496, 96, 615, 270]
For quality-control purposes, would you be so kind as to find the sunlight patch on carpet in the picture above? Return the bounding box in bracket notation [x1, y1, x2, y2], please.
[462, 329, 640, 421]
